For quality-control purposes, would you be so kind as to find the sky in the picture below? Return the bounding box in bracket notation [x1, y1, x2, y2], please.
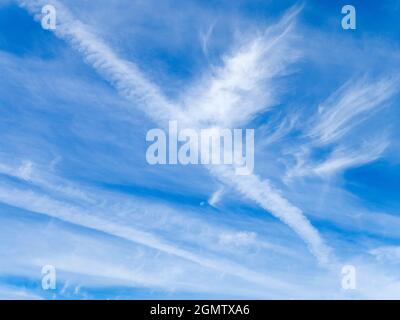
[0, 0, 399, 299]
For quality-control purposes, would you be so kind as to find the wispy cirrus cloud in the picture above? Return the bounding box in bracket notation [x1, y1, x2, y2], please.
[370, 246, 400, 264]
[16, 0, 332, 265]
[309, 76, 398, 145]
[0, 170, 306, 295]
[3, 0, 400, 299]
[312, 136, 389, 176]
[286, 76, 398, 179]
[181, 4, 303, 128]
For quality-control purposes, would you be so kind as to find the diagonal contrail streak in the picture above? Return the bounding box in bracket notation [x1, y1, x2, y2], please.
[17, 0, 332, 264]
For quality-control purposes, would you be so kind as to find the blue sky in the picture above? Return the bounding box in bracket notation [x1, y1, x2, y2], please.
[0, 0, 399, 299]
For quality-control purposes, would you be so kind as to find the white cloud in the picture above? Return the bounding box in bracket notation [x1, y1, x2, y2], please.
[212, 165, 332, 265]
[208, 186, 224, 206]
[310, 77, 398, 145]
[286, 76, 398, 179]
[182, 5, 302, 128]
[0, 285, 43, 300]
[17, 161, 34, 181]
[218, 231, 257, 247]
[0, 181, 303, 293]
[370, 246, 400, 263]
[17, 0, 331, 267]
[313, 138, 389, 176]
[18, 0, 185, 125]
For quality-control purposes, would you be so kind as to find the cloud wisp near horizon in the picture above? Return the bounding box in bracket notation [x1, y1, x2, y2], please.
[0, 0, 400, 299]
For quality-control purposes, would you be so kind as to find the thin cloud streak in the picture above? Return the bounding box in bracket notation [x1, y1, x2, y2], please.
[211, 165, 332, 264]
[310, 77, 398, 145]
[0, 182, 300, 293]
[18, 0, 185, 125]
[287, 76, 398, 179]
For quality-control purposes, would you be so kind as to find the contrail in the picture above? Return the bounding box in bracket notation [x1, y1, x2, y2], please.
[17, 0, 332, 264]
